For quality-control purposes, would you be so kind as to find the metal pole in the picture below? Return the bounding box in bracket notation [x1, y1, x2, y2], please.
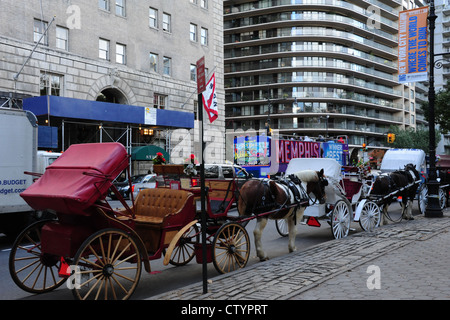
[425, 0, 443, 218]
[198, 93, 208, 294]
[14, 16, 56, 82]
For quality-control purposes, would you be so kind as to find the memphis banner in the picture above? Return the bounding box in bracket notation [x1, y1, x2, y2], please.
[398, 7, 429, 83]
[202, 73, 218, 123]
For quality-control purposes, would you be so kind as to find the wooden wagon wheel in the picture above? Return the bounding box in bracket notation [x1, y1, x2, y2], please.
[71, 229, 141, 300]
[213, 222, 250, 274]
[330, 199, 351, 239]
[9, 219, 66, 294]
[359, 200, 381, 232]
[163, 220, 199, 267]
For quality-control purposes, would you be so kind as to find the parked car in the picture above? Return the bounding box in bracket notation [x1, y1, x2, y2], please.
[108, 174, 145, 200]
[191, 164, 252, 188]
[131, 173, 158, 199]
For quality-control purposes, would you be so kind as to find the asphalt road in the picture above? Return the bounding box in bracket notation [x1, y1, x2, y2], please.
[0, 200, 412, 300]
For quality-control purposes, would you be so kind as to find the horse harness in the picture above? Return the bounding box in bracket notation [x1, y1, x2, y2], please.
[252, 176, 310, 223]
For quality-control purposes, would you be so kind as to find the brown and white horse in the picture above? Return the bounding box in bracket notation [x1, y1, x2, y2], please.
[237, 170, 328, 261]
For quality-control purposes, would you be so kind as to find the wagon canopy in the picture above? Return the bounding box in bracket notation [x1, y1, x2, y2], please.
[380, 149, 426, 173]
[285, 158, 342, 180]
[21, 142, 129, 215]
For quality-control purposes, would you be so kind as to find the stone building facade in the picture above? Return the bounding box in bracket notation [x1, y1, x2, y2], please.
[0, 0, 225, 166]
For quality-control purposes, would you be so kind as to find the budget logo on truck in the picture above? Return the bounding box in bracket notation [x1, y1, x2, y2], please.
[0, 179, 29, 195]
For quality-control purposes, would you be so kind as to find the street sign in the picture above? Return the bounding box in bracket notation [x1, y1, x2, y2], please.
[196, 56, 206, 93]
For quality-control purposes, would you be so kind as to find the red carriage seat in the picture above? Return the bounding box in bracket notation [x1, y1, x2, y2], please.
[21, 143, 129, 216]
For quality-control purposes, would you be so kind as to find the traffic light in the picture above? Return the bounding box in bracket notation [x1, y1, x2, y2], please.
[265, 121, 272, 136]
[362, 143, 367, 152]
[387, 133, 395, 143]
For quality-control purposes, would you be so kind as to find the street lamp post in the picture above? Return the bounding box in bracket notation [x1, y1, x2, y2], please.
[425, 0, 443, 218]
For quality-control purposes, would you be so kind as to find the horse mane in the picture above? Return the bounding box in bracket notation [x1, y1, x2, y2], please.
[292, 170, 319, 182]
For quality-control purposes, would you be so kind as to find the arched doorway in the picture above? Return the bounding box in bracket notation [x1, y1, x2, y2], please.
[96, 87, 128, 104]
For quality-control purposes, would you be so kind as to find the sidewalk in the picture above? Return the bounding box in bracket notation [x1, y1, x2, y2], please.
[149, 208, 450, 300]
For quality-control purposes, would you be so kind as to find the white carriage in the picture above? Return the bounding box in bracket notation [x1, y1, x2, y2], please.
[278, 158, 381, 239]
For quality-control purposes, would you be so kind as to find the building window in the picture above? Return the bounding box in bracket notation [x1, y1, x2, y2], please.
[163, 57, 171, 76]
[40, 72, 63, 96]
[99, 0, 110, 11]
[163, 13, 171, 32]
[154, 94, 167, 109]
[201, 27, 208, 46]
[116, 43, 126, 64]
[150, 53, 158, 72]
[194, 100, 198, 120]
[190, 23, 197, 42]
[201, 0, 208, 9]
[99, 38, 110, 60]
[190, 64, 196, 81]
[56, 26, 68, 50]
[34, 19, 48, 45]
[190, 0, 198, 4]
[115, 0, 126, 17]
[149, 7, 158, 29]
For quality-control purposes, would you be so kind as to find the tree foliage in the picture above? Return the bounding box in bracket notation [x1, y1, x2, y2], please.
[387, 125, 440, 154]
[420, 81, 450, 134]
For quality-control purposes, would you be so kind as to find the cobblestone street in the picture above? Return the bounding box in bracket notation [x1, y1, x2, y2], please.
[149, 210, 450, 300]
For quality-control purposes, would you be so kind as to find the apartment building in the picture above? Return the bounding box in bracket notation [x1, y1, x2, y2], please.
[223, 0, 426, 149]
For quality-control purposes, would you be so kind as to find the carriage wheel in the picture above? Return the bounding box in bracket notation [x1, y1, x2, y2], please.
[9, 219, 66, 294]
[418, 184, 428, 215]
[275, 219, 289, 237]
[213, 223, 250, 274]
[331, 200, 351, 239]
[168, 223, 199, 266]
[419, 184, 447, 214]
[72, 229, 141, 300]
[359, 201, 381, 232]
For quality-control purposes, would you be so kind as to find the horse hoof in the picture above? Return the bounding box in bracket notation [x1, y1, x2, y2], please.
[259, 257, 269, 262]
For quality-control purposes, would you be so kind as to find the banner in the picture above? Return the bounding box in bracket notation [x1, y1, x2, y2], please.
[398, 7, 429, 83]
[202, 73, 218, 123]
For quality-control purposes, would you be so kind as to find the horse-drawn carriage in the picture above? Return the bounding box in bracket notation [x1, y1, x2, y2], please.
[418, 154, 450, 214]
[276, 158, 380, 239]
[9, 142, 330, 300]
[9, 142, 252, 299]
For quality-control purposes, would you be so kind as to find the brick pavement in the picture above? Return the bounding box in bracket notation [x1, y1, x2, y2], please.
[148, 208, 450, 300]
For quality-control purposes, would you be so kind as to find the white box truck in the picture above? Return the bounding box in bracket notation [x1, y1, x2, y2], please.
[0, 107, 38, 236]
[0, 108, 60, 237]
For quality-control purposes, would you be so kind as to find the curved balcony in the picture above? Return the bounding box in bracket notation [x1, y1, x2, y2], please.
[225, 42, 397, 72]
[225, 60, 397, 85]
[224, 11, 398, 44]
[224, 0, 399, 31]
[225, 27, 397, 58]
[226, 89, 403, 112]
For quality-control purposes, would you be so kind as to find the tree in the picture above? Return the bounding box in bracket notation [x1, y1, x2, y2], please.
[386, 125, 440, 154]
[420, 81, 450, 134]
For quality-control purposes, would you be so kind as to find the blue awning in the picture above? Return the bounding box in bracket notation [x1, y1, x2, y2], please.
[23, 96, 194, 129]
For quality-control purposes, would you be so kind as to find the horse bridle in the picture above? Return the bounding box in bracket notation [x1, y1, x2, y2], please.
[308, 175, 328, 205]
